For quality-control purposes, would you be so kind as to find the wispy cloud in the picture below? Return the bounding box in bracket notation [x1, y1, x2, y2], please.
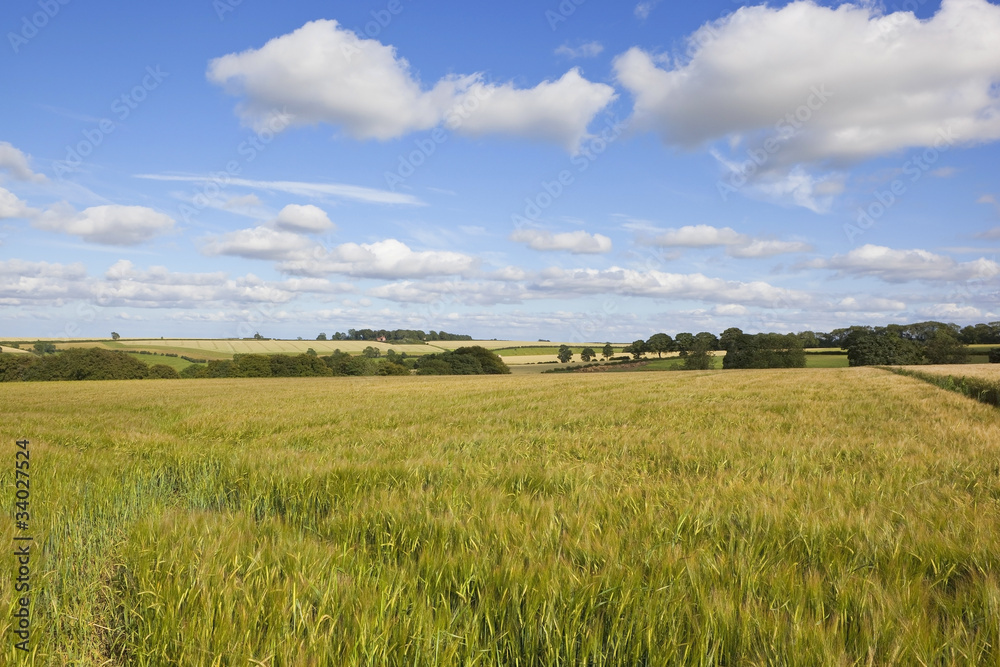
[634, 1, 661, 20]
[134, 174, 424, 206]
[555, 41, 604, 59]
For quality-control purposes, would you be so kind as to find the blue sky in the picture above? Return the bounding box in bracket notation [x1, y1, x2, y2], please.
[2, 0, 999, 341]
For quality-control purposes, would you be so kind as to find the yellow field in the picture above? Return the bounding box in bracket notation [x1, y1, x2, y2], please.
[3, 368, 1000, 663]
[35, 338, 613, 359]
[911, 363, 1000, 380]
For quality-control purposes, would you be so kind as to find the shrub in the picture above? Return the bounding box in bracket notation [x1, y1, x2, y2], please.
[148, 364, 181, 379]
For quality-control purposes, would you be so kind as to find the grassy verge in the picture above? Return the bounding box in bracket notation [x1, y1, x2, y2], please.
[882, 366, 1000, 407]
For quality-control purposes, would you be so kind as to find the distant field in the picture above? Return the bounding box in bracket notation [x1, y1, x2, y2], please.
[57, 339, 436, 359]
[906, 363, 1000, 380]
[44, 339, 629, 363]
[495, 346, 625, 357]
[805, 353, 850, 368]
[4, 369, 1000, 663]
[127, 353, 197, 372]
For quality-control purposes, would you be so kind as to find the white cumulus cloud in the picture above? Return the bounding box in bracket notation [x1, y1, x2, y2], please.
[279, 239, 478, 280]
[811, 244, 1000, 283]
[614, 0, 1000, 166]
[273, 204, 334, 233]
[532, 266, 811, 307]
[207, 20, 616, 153]
[510, 228, 612, 254]
[647, 224, 748, 247]
[0, 187, 37, 219]
[33, 204, 175, 245]
[202, 226, 316, 261]
[0, 142, 47, 182]
[728, 239, 813, 258]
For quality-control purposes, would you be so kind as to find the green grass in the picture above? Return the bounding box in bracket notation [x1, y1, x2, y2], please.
[805, 353, 850, 368]
[3, 370, 1000, 664]
[131, 354, 197, 372]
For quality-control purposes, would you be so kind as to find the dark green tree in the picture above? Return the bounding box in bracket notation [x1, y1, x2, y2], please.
[111, 332, 120, 341]
[602, 343, 614, 360]
[694, 332, 719, 351]
[625, 340, 648, 360]
[147, 364, 180, 379]
[673, 333, 695, 353]
[557, 345, 573, 363]
[581, 347, 596, 362]
[720, 327, 744, 352]
[844, 329, 924, 366]
[924, 329, 969, 365]
[646, 333, 673, 358]
[682, 339, 714, 370]
[316, 333, 327, 341]
[377, 362, 410, 376]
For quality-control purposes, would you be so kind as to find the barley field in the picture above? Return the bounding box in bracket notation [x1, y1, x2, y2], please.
[2, 369, 1000, 665]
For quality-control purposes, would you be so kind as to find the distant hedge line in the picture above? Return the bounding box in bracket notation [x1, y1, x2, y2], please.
[0, 346, 510, 382]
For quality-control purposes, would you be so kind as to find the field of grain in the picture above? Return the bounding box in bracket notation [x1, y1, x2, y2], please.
[3, 369, 1000, 664]
[912, 364, 1000, 380]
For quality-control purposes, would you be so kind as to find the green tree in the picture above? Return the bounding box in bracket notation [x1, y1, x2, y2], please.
[377, 361, 410, 376]
[646, 333, 673, 358]
[111, 332, 120, 341]
[33, 342, 56, 355]
[625, 339, 648, 360]
[674, 333, 695, 353]
[253, 332, 264, 340]
[682, 339, 714, 370]
[797, 331, 819, 348]
[557, 345, 573, 363]
[316, 333, 327, 341]
[306, 348, 318, 357]
[602, 343, 614, 360]
[694, 332, 719, 351]
[845, 329, 924, 367]
[724, 333, 806, 369]
[362, 346, 381, 359]
[720, 327, 744, 353]
[924, 329, 969, 365]
[581, 347, 596, 362]
[147, 364, 180, 379]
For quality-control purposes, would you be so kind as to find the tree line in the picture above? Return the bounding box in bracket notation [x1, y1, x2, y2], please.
[0, 346, 510, 382]
[602, 330, 805, 370]
[587, 319, 1000, 369]
[314, 329, 473, 343]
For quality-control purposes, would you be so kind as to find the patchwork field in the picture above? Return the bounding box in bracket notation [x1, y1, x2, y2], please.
[3, 368, 1000, 664]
